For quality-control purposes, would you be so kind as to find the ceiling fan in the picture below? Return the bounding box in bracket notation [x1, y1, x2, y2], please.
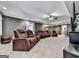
[43, 14, 62, 21]
[49, 15, 58, 21]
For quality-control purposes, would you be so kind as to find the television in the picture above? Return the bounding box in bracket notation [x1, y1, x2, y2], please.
[69, 32, 79, 45]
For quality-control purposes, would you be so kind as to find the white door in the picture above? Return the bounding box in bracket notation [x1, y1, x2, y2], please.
[61, 25, 67, 36]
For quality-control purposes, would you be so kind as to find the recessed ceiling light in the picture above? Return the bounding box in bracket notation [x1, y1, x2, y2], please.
[2, 7, 7, 10]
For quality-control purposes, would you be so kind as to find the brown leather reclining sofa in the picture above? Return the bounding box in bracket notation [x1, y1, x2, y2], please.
[52, 31, 58, 37]
[38, 30, 51, 39]
[13, 29, 40, 51]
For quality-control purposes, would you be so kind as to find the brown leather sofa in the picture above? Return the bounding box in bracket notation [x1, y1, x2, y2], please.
[52, 31, 58, 37]
[38, 30, 51, 39]
[1, 36, 11, 44]
[13, 29, 40, 51]
[26, 30, 40, 40]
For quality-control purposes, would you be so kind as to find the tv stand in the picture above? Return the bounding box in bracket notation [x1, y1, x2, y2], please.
[63, 43, 79, 58]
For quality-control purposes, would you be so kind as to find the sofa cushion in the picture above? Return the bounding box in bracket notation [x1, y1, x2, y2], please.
[17, 29, 25, 33]
[28, 37, 37, 44]
[16, 29, 29, 38]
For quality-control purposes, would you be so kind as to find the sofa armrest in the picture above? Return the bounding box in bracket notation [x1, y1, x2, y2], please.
[13, 39, 31, 51]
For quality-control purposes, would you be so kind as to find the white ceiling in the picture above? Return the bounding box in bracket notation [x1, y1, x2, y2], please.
[0, 1, 77, 25]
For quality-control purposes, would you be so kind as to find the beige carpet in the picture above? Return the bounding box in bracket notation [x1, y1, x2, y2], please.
[0, 36, 69, 58]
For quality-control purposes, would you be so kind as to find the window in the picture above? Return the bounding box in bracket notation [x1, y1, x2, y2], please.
[26, 21, 35, 34]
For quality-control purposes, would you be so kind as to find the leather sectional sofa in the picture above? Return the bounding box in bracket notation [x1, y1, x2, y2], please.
[38, 30, 51, 39]
[13, 29, 57, 51]
[52, 31, 58, 37]
[13, 29, 40, 51]
[1, 36, 11, 44]
[26, 30, 40, 40]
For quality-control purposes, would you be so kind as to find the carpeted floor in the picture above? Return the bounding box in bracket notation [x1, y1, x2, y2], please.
[0, 36, 69, 58]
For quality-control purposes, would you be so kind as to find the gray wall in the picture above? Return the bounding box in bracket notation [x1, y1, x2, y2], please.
[2, 16, 26, 37]
[48, 25, 61, 35]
